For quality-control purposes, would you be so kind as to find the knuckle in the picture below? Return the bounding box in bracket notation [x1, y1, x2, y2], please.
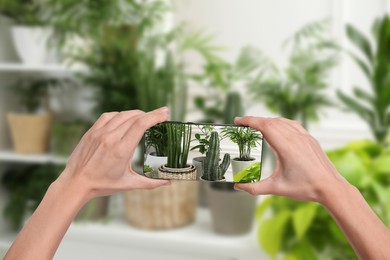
[100, 133, 115, 147]
[100, 112, 118, 120]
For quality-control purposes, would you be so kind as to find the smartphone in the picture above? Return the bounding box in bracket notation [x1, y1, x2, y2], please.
[142, 121, 263, 183]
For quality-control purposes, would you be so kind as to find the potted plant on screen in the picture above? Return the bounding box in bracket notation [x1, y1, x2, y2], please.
[144, 124, 168, 174]
[158, 123, 197, 180]
[222, 126, 263, 176]
[201, 131, 231, 181]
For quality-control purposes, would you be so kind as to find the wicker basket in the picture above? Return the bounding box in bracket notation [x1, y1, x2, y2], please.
[158, 164, 197, 180]
[7, 113, 53, 154]
[124, 181, 198, 230]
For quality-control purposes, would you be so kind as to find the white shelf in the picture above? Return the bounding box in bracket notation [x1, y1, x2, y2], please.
[0, 63, 84, 74]
[0, 150, 67, 164]
[0, 208, 264, 260]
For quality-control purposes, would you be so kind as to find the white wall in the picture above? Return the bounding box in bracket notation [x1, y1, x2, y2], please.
[174, 0, 388, 149]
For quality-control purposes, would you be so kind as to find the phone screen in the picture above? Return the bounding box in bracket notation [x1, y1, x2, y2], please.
[142, 121, 263, 183]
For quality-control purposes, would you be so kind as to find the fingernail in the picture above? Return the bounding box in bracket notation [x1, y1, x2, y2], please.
[234, 117, 242, 121]
[158, 106, 169, 112]
[233, 185, 242, 191]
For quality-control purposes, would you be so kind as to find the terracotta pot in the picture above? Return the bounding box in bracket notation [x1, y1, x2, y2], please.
[124, 181, 198, 230]
[7, 113, 53, 154]
[206, 184, 257, 236]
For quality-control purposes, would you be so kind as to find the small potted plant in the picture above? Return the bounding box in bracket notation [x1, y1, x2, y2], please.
[0, 0, 53, 64]
[201, 131, 231, 181]
[158, 123, 197, 180]
[7, 79, 59, 154]
[191, 124, 215, 179]
[143, 164, 155, 178]
[222, 126, 262, 176]
[144, 124, 168, 173]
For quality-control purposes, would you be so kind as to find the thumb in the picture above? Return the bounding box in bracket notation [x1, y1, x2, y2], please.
[234, 177, 274, 195]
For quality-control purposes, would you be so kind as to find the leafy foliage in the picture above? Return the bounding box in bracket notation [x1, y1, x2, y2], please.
[233, 162, 261, 183]
[222, 126, 262, 161]
[190, 124, 215, 155]
[338, 15, 390, 144]
[145, 124, 168, 157]
[194, 46, 260, 123]
[249, 19, 337, 128]
[256, 140, 390, 259]
[0, 0, 43, 25]
[11, 78, 65, 113]
[2, 164, 62, 230]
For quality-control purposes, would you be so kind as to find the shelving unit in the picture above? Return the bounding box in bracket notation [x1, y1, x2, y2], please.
[0, 208, 265, 260]
[0, 150, 67, 164]
[0, 62, 84, 74]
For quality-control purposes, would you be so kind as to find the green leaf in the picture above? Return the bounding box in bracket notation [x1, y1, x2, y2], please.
[292, 203, 318, 239]
[258, 210, 291, 258]
[337, 91, 374, 123]
[346, 24, 374, 63]
[233, 162, 261, 183]
[283, 241, 317, 260]
[255, 197, 273, 223]
[331, 151, 368, 187]
[372, 153, 390, 174]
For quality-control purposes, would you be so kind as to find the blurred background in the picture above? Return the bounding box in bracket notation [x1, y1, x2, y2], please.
[0, 0, 389, 259]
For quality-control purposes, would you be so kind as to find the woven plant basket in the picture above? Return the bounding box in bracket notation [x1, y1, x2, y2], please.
[124, 181, 198, 230]
[7, 113, 53, 154]
[158, 164, 197, 180]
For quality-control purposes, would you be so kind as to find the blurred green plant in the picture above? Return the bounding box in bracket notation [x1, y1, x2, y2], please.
[0, 0, 43, 25]
[256, 140, 390, 259]
[53, 120, 89, 156]
[2, 164, 62, 230]
[194, 46, 259, 123]
[11, 78, 65, 113]
[338, 15, 390, 144]
[249, 19, 338, 128]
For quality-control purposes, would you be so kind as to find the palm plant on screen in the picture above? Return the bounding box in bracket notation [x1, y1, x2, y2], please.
[337, 15, 390, 144]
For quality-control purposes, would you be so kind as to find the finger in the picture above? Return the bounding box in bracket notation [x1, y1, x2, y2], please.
[125, 171, 171, 190]
[104, 110, 145, 131]
[234, 177, 274, 195]
[119, 107, 169, 146]
[276, 118, 307, 134]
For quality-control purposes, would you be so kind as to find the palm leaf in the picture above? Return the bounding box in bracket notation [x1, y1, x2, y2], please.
[346, 24, 374, 64]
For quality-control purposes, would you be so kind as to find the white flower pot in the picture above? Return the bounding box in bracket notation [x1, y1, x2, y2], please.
[11, 26, 52, 65]
[144, 152, 167, 174]
[231, 158, 256, 175]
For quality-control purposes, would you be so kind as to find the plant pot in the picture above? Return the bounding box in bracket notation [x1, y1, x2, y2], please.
[144, 152, 167, 174]
[11, 26, 54, 64]
[200, 176, 226, 182]
[206, 184, 257, 236]
[76, 197, 109, 221]
[124, 181, 198, 230]
[231, 158, 256, 175]
[158, 164, 197, 180]
[193, 157, 208, 207]
[7, 113, 53, 154]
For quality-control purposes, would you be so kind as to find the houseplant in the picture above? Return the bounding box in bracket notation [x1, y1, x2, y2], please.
[7, 78, 58, 154]
[144, 123, 168, 173]
[1, 164, 60, 230]
[158, 123, 197, 180]
[201, 131, 231, 181]
[222, 126, 263, 176]
[52, 120, 89, 156]
[191, 124, 215, 178]
[0, 0, 53, 64]
[337, 15, 390, 144]
[255, 140, 390, 259]
[249, 19, 337, 128]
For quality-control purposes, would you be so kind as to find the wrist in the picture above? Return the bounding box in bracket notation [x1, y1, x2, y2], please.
[51, 172, 91, 207]
[317, 176, 356, 208]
